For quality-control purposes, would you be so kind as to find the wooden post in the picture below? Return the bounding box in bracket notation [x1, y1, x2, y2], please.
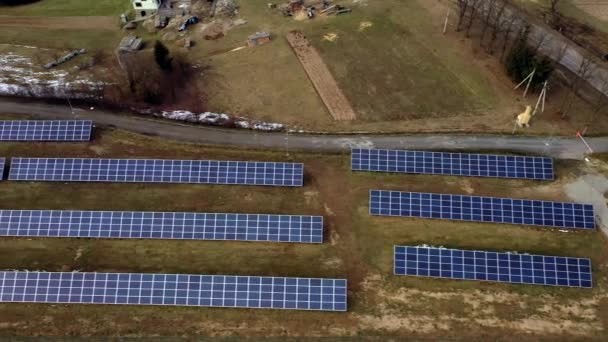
[443, 8, 451, 35]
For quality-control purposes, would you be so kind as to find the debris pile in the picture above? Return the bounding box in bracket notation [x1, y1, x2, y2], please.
[214, 0, 239, 17]
[44, 49, 87, 69]
[118, 36, 143, 52]
[276, 0, 351, 19]
[247, 32, 271, 47]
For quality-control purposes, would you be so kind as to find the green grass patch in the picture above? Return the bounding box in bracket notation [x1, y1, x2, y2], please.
[0, 0, 129, 16]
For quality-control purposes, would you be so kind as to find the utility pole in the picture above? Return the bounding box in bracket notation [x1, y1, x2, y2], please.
[64, 92, 75, 117]
[576, 131, 593, 153]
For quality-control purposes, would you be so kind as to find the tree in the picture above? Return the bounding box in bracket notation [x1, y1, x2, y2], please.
[486, 0, 508, 53]
[560, 57, 594, 118]
[592, 79, 608, 117]
[479, 0, 496, 46]
[500, 15, 519, 60]
[505, 26, 554, 91]
[552, 42, 568, 65]
[454, 0, 471, 32]
[548, 0, 561, 15]
[465, 0, 483, 37]
[154, 41, 172, 71]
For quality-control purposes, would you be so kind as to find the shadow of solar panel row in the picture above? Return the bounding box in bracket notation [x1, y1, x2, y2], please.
[352, 148, 554, 180]
[394, 246, 592, 288]
[8, 158, 304, 186]
[0, 120, 92, 141]
[0, 271, 347, 311]
[370, 190, 595, 229]
[0, 210, 323, 243]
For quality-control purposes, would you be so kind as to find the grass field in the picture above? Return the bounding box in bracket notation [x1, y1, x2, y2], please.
[0, 0, 129, 16]
[197, 0, 509, 131]
[0, 26, 122, 50]
[0, 122, 607, 339]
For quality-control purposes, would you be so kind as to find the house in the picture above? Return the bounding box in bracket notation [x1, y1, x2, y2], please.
[131, 0, 161, 18]
[248, 32, 271, 47]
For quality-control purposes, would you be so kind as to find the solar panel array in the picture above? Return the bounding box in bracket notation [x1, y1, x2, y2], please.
[0, 120, 92, 141]
[0, 210, 323, 243]
[394, 246, 592, 288]
[0, 158, 4, 181]
[352, 148, 554, 180]
[370, 190, 595, 229]
[8, 158, 304, 186]
[0, 271, 347, 311]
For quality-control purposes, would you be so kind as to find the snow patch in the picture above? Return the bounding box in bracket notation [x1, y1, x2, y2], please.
[142, 109, 286, 132]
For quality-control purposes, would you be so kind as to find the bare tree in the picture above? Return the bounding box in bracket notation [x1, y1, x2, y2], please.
[454, 0, 471, 32]
[561, 57, 594, 118]
[500, 14, 519, 60]
[486, 0, 507, 54]
[486, 0, 508, 53]
[552, 42, 568, 65]
[548, 0, 561, 15]
[479, 0, 496, 46]
[530, 29, 550, 54]
[592, 79, 608, 117]
[465, 0, 483, 37]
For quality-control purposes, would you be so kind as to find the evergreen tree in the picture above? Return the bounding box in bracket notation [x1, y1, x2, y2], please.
[505, 26, 553, 91]
[154, 41, 172, 72]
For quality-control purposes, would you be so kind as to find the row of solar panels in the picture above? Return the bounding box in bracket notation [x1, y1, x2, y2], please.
[0, 158, 304, 186]
[0, 121, 333, 311]
[352, 148, 554, 180]
[394, 246, 592, 288]
[353, 149, 595, 289]
[0, 210, 324, 243]
[0, 120, 93, 141]
[0, 272, 347, 311]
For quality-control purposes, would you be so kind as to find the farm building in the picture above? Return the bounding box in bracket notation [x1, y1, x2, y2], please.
[131, 0, 162, 17]
[248, 32, 271, 47]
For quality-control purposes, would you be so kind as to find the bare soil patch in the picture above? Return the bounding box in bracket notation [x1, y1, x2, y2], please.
[286, 30, 357, 121]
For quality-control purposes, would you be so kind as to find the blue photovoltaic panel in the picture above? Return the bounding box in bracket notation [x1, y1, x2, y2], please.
[0, 120, 92, 141]
[394, 246, 592, 288]
[8, 158, 304, 186]
[0, 210, 323, 243]
[0, 271, 348, 311]
[0, 158, 4, 180]
[352, 148, 554, 180]
[370, 190, 595, 230]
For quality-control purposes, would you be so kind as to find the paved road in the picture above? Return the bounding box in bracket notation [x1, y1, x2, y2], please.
[1, 98, 606, 160]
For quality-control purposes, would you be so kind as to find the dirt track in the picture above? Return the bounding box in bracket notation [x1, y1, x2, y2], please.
[286, 30, 357, 121]
[0, 16, 118, 30]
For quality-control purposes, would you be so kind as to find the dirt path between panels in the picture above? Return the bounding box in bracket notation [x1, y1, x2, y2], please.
[286, 30, 357, 121]
[0, 16, 118, 30]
